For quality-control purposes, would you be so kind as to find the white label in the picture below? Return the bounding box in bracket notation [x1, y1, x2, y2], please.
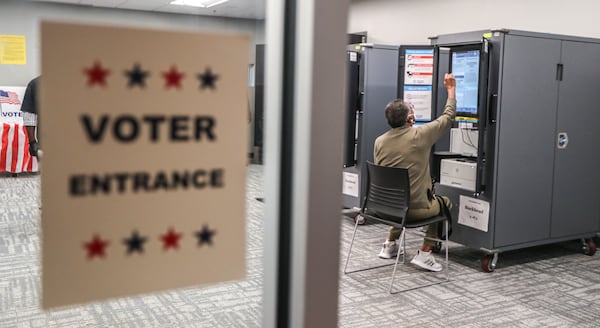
[458, 122, 473, 129]
[349, 52, 357, 62]
[342, 172, 359, 197]
[458, 195, 490, 232]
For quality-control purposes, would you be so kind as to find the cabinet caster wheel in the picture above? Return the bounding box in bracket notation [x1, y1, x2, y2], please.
[582, 239, 596, 256]
[354, 213, 367, 225]
[432, 241, 442, 254]
[481, 254, 497, 273]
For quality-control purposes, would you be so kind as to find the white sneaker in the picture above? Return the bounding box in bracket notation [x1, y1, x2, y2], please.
[378, 240, 404, 259]
[410, 249, 443, 272]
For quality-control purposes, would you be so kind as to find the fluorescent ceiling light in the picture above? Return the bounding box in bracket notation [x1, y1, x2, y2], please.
[170, 0, 229, 8]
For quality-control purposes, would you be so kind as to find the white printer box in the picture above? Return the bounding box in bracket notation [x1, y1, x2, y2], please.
[440, 158, 477, 191]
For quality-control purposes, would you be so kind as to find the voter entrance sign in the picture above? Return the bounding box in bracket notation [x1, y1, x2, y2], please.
[40, 22, 249, 309]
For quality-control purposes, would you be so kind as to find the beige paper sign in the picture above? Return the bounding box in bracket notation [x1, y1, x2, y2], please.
[40, 21, 249, 309]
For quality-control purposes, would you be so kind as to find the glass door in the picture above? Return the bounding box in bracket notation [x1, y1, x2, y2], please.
[0, 0, 349, 327]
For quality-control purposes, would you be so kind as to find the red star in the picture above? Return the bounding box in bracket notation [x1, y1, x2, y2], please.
[83, 61, 110, 87]
[162, 65, 185, 89]
[83, 234, 109, 259]
[160, 227, 183, 250]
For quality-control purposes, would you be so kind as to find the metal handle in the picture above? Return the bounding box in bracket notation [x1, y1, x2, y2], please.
[556, 63, 564, 81]
[557, 132, 568, 149]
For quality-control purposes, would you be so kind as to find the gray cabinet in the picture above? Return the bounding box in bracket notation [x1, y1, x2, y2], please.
[551, 41, 600, 238]
[342, 44, 399, 209]
[494, 35, 560, 246]
[431, 30, 600, 267]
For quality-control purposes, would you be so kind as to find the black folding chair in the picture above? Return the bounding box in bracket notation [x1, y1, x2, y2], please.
[343, 162, 450, 293]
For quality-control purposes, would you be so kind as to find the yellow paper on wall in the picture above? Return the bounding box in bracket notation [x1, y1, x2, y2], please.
[0, 35, 27, 65]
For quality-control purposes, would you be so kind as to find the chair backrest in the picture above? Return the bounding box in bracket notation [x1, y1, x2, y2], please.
[363, 162, 410, 224]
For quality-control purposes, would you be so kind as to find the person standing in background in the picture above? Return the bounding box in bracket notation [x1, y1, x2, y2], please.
[21, 76, 40, 157]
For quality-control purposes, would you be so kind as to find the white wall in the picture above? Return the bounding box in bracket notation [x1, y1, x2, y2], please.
[0, 0, 265, 86]
[349, 0, 600, 45]
[0, 0, 264, 154]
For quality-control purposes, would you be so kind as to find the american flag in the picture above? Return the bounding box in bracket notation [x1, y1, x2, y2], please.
[0, 90, 21, 105]
[0, 123, 38, 173]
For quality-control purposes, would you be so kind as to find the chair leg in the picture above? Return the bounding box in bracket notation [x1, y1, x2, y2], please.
[343, 218, 361, 274]
[388, 243, 403, 294]
[388, 227, 406, 294]
[444, 220, 449, 282]
[400, 227, 407, 264]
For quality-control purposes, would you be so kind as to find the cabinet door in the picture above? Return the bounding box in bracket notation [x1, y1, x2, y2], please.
[494, 35, 561, 247]
[550, 41, 600, 237]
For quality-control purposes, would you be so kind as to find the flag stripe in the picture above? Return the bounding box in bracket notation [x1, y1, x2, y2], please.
[11, 124, 19, 172]
[0, 123, 38, 173]
[21, 126, 30, 171]
[1, 124, 9, 171]
[27, 152, 33, 171]
[4, 124, 15, 171]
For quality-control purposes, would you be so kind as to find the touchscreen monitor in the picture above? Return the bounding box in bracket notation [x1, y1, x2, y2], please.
[451, 49, 480, 119]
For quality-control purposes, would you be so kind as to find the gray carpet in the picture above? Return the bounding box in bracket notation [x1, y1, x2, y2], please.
[0, 168, 264, 328]
[339, 219, 600, 327]
[2, 166, 600, 327]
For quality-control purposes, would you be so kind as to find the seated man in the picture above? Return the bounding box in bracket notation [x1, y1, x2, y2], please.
[374, 73, 456, 272]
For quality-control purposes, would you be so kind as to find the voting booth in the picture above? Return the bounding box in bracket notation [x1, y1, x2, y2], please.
[430, 29, 600, 271]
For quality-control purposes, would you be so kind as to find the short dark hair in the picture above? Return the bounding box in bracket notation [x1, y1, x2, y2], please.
[384, 99, 411, 128]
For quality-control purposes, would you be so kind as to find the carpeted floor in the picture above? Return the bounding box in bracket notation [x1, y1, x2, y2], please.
[1, 165, 600, 327]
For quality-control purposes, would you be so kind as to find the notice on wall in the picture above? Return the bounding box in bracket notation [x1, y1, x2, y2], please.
[458, 195, 490, 232]
[402, 48, 434, 122]
[0, 35, 27, 65]
[342, 172, 359, 198]
[40, 22, 249, 309]
[404, 85, 432, 121]
[404, 49, 433, 85]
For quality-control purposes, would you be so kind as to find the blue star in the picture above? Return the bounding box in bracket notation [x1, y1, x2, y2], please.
[123, 230, 147, 254]
[197, 68, 219, 90]
[125, 63, 150, 88]
[195, 225, 216, 246]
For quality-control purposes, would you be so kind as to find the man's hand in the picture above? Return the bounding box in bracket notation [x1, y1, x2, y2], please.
[29, 141, 40, 157]
[444, 73, 456, 99]
[444, 73, 456, 89]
